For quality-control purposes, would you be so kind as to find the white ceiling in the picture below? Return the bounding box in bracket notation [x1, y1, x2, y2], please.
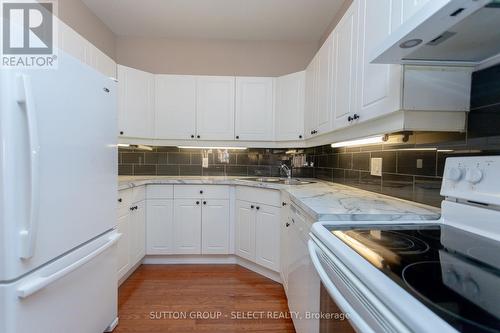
[81, 0, 345, 42]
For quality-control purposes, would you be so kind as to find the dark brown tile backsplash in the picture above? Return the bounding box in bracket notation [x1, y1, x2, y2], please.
[118, 147, 311, 179]
[119, 63, 500, 208]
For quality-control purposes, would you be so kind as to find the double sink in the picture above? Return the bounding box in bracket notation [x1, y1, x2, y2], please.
[236, 177, 315, 185]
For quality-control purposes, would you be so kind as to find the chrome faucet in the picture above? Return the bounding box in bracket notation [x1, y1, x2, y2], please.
[280, 164, 292, 179]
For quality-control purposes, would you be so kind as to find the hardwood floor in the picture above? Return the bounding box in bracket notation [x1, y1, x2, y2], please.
[114, 265, 296, 332]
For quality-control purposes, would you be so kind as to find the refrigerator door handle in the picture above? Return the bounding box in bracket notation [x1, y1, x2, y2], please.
[16, 74, 41, 260]
[16, 232, 122, 299]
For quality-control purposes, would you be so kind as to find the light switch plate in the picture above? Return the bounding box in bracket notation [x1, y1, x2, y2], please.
[371, 158, 383, 177]
[202, 157, 209, 168]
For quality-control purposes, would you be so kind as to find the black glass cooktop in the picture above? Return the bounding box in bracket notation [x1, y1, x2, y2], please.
[329, 224, 500, 333]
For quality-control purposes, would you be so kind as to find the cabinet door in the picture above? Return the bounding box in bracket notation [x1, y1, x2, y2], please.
[196, 76, 235, 140]
[130, 201, 146, 265]
[275, 71, 305, 141]
[235, 77, 274, 141]
[255, 204, 281, 272]
[117, 65, 155, 139]
[304, 56, 318, 139]
[356, 0, 401, 122]
[235, 200, 256, 261]
[173, 199, 202, 254]
[316, 35, 333, 135]
[116, 213, 131, 280]
[59, 22, 86, 64]
[280, 198, 291, 292]
[146, 199, 174, 255]
[401, 0, 431, 23]
[201, 200, 230, 254]
[332, 2, 358, 130]
[85, 41, 116, 79]
[155, 75, 197, 140]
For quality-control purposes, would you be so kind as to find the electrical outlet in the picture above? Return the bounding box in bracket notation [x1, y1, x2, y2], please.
[417, 159, 423, 169]
[202, 157, 209, 168]
[371, 158, 383, 177]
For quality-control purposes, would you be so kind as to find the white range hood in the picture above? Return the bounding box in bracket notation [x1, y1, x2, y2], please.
[371, 0, 500, 67]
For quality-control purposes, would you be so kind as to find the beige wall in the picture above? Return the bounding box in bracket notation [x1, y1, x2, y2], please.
[319, 0, 353, 46]
[116, 37, 319, 76]
[56, 0, 116, 59]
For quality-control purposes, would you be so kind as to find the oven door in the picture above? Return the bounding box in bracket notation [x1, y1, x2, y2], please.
[308, 236, 412, 333]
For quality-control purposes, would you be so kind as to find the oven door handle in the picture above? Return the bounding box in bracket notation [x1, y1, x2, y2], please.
[308, 239, 375, 333]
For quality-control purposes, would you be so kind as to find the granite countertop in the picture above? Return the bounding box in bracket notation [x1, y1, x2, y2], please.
[118, 176, 441, 222]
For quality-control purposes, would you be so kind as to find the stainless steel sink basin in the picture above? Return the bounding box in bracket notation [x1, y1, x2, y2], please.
[236, 177, 315, 185]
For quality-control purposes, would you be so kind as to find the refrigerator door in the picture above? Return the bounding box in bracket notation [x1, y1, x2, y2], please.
[0, 51, 117, 281]
[0, 230, 120, 333]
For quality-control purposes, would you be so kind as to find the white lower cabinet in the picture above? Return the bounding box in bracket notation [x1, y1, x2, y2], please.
[235, 196, 281, 272]
[173, 199, 202, 254]
[130, 200, 146, 265]
[116, 213, 131, 280]
[201, 200, 230, 254]
[116, 187, 146, 282]
[146, 199, 174, 254]
[255, 204, 281, 272]
[235, 200, 256, 261]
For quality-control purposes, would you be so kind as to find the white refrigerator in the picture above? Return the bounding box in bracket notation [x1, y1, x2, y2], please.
[0, 51, 119, 333]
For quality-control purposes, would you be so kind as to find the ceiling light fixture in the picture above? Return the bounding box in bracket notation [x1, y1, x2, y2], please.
[331, 135, 385, 148]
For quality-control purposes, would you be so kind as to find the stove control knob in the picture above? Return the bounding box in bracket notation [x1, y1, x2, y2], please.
[444, 270, 460, 286]
[446, 167, 463, 182]
[465, 169, 483, 184]
[463, 278, 480, 298]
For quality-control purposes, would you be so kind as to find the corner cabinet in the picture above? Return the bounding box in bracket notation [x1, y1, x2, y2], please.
[117, 65, 155, 139]
[235, 77, 275, 141]
[196, 76, 235, 140]
[275, 71, 305, 141]
[235, 187, 281, 272]
[235, 200, 280, 271]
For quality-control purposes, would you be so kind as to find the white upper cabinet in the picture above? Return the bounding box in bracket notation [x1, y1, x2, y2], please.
[155, 75, 197, 140]
[235, 77, 275, 141]
[275, 71, 305, 141]
[332, 0, 358, 130]
[304, 55, 318, 139]
[355, 0, 401, 123]
[401, 0, 432, 24]
[59, 21, 116, 79]
[196, 76, 235, 140]
[118, 65, 155, 139]
[316, 34, 333, 135]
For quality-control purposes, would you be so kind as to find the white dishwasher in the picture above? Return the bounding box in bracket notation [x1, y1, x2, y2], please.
[286, 203, 320, 333]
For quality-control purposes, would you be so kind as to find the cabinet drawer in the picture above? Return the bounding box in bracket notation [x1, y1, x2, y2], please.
[131, 185, 146, 203]
[146, 185, 174, 199]
[236, 186, 281, 207]
[117, 188, 132, 217]
[174, 185, 230, 199]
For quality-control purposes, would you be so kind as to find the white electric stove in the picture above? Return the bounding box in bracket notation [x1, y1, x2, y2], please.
[309, 156, 500, 333]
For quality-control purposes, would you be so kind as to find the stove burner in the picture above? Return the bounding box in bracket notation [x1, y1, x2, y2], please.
[418, 228, 441, 241]
[349, 230, 430, 255]
[403, 261, 500, 333]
